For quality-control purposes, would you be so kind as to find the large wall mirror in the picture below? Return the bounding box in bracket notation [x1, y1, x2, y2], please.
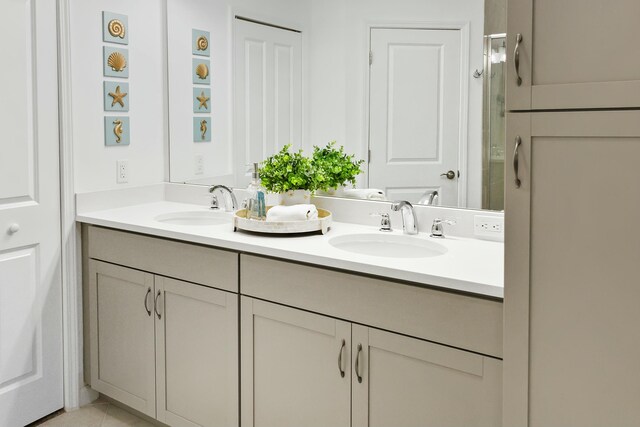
[166, 0, 506, 211]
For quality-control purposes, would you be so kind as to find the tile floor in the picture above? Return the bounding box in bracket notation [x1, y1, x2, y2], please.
[33, 398, 154, 427]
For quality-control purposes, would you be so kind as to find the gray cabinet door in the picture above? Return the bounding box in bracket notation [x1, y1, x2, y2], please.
[155, 276, 238, 427]
[89, 260, 156, 417]
[505, 111, 640, 427]
[352, 325, 502, 427]
[507, 0, 640, 110]
[241, 297, 351, 427]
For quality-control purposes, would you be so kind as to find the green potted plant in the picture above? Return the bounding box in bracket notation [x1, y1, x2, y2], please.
[312, 141, 365, 195]
[260, 144, 317, 205]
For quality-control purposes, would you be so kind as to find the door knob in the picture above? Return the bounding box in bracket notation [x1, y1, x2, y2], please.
[8, 223, 20, 234]
[440, 170, 456, 180]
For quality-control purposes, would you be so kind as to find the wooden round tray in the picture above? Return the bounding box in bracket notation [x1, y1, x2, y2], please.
[233, 207, 332, 235]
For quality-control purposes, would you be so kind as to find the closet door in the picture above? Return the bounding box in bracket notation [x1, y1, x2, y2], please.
[241, 297, 351, 427]
[233, 18, 303, 186]
[89, 261, 156, 417]
[352, 325, 502, 427]
[155, 277, 238, 427]
[507, 0, 640, 110]
[0, 0, 63, 424]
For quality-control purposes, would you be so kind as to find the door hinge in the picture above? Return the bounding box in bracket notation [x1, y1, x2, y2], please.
[368, 149, 371, 163]
[369, 51, 373, 66]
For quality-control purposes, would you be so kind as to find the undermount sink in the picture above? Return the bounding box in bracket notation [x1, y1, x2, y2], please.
[154, 210, 231, 226]
[329, 233, 447, 258]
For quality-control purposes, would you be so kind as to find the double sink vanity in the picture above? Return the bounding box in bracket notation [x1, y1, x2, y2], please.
[78, 184, 503, 427]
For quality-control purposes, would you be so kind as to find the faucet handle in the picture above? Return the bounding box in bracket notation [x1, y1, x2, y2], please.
[430, 218, 456, 238]
[433, 218, 456, 226]
[209, 194, 220, 210]
[370, 213, 392, 232]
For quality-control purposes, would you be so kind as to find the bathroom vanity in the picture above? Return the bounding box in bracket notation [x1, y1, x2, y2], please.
[80, 199, 503, 427]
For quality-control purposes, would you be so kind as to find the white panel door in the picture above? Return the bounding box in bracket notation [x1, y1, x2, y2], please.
[155, 277, 238, 427]
[234, 18, 302, 186]
[352, 325, 502, 427]
[369, 28, 462, 206]
[241, 297, 351, 427]
[89, 261, 156, 418]
[0, 1, 63, 425]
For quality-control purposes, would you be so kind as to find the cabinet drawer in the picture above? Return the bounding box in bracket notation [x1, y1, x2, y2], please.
[240, 254, 503, 358]
[87, 225, 238, 293]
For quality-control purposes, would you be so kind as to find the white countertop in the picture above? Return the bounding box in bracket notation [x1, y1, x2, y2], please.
[76, 201, 504, 299]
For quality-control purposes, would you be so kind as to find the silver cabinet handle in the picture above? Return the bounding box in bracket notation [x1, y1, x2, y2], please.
[154, 290, 162, 320]
[338, 339, 346, 378]
[513, 136, 522, 188]
[355, 344, 363, 383]
[144, 287, 152, 317]
[514, 33, 523, 86]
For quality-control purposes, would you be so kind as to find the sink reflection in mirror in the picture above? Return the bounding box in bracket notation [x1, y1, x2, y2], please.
[154, 211, 232, 226]
[329, 233, 447, 259]
[166, 0, 506, 212]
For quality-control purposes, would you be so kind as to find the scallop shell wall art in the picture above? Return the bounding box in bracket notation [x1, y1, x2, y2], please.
[103, 47, 129, 78]
[108, 52, 127, 72]
[192, 59, 210, 84]
[196, 63, 208, 79]
[192, 29, 211, 56]
[102, 12, 129, 45]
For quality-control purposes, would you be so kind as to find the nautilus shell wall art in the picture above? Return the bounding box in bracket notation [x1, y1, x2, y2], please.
[197, 36, 208, 51]
[102, 12, 129, 45]
[192, 29, 211, 57]
[108, 19, 126, 39]
[104, 47, 129, 78]
[192, 59, 210, 84]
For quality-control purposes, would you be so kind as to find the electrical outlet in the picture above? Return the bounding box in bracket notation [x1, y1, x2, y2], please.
[195, 154, 204, 175]
[117, 159, 129, 184]
[474, 215, 503, 236]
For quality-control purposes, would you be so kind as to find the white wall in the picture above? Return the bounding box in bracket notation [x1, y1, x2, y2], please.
[70, 0, 167, 193]
[167, 0, 312, 184]
[307, 0, 485, 207]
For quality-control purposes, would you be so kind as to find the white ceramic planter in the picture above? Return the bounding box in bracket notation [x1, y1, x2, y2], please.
[280, 189, 312, 205]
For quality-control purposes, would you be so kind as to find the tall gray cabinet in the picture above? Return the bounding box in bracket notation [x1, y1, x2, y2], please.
[504, 1, 640, 426]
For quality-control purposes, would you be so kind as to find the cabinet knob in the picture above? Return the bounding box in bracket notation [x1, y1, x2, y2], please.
[8, 223, 20, 234]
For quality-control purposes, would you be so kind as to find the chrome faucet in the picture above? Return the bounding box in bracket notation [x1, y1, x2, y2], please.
[209, 185, 238, 212]
[418, 190, 439, 206]
[390, 201, 418, 235]
[430, 218, 456, 238]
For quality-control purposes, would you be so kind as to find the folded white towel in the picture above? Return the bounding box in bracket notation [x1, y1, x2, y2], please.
[266, 204, 319, 222]
[341, 188, 387, 201]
